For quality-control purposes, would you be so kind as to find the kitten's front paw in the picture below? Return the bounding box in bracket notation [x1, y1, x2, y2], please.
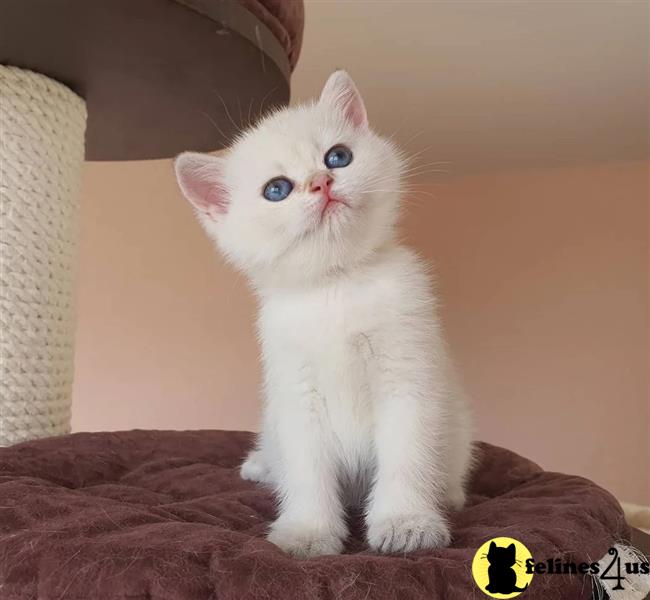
[268, 519, 345, 558]
[367, 511, 451, 553]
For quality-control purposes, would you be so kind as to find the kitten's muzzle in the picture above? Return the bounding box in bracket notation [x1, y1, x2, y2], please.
[308, 172, 349, 219]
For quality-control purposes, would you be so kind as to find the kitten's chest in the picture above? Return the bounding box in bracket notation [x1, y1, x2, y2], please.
[264, 286, 380, 360]
[260, 280, 402, 457]
[260, 284, 383, 399]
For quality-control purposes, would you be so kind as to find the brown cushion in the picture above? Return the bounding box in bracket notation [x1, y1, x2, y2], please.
[0, 430, 628, 599]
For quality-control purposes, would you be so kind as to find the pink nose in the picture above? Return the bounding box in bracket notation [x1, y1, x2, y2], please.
[309, 173, 333, 194]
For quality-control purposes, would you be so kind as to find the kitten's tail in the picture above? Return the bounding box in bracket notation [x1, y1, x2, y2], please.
[513, 584, 529, 592]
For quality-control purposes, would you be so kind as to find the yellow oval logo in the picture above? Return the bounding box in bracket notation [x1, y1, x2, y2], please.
[472, 537, 534, 598]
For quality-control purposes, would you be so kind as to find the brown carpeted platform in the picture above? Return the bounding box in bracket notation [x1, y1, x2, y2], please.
[0, 430, 629, 599]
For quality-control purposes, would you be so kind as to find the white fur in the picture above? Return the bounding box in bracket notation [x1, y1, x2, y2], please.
[175, 71, 473, 558]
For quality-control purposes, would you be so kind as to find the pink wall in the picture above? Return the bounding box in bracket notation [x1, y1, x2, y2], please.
[72, 160, 649, 504]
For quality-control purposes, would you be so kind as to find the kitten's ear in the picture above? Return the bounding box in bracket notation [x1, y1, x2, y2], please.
[174, 152, 228, 220]
[489, 542, 497, 551]
[319, 70, 368, 129]
[508, 544, 516, 553]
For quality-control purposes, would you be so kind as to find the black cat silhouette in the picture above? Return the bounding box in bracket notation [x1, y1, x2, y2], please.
[485, 541, 529, 594]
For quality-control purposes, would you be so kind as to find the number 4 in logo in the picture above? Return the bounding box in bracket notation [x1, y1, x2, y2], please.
[600, 547, 626, 591]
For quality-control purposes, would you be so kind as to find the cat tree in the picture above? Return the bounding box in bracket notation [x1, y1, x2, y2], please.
[0, 0, 294, 445]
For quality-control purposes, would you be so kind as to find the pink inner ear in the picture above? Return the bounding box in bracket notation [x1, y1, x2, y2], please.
[340, 89, 367, 128]
[195, 177, 227, 215]
[205, 185, 226, 212]
[175, 153, 228, 216]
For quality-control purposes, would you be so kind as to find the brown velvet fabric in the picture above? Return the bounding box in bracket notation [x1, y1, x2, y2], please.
[0, 430, 628, 599]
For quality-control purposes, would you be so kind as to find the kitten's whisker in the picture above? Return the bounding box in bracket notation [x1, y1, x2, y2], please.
[403, 148, 452, 163]
[200, 111, 231, 145]
[405, 157, 453, 167]
[408, 191, 438, 200]
[257, 86, 278, 124]
[402, 164, 449, 177]
[402, 148, 437, 165]
[401, 129, 427, 147]
[236, 95, 244, 129]
[401, 169, 451, 180]
[401, 163, 453, 174]
[247, 97, 254, 128]
[402, 165, 452, 175]
[212, 91, 240, 132]
[399, 152, 455, 181]
[406, 171, 451, 180]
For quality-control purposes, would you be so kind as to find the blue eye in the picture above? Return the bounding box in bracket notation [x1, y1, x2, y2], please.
[263, 177, 293, 202]
[324, 145, 353, 169]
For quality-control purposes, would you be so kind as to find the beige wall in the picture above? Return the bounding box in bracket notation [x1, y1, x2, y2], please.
[72, 160, 649, 505]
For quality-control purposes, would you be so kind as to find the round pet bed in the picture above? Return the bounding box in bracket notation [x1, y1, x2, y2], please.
[0, 430, 629, 599]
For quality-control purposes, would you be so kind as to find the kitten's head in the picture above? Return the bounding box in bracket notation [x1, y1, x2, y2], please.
[175, 71, 404, 286]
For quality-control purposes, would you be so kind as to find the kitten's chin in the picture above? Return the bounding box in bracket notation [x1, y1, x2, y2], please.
[250, 236, 396, 291]
[243, 202, 397, 289]
[308, 195, 352, 231]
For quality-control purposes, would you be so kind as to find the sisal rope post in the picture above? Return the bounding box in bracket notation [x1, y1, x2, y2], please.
[0, 66, 86, 445]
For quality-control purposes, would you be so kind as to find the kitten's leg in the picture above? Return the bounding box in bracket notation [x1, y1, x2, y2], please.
[366, 350, 452, 552]
[366, 399, 451, 552]
[444, 389, 474, 511]
[266, 391, 347, 558]
[446, 462, 469, 512]
[445, 435, 473, 511]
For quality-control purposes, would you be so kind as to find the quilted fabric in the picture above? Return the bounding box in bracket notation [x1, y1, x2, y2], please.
[0, 430, 629, 599]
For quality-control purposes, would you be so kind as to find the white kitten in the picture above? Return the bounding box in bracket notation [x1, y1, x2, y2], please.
[174, 71, 474, 558]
